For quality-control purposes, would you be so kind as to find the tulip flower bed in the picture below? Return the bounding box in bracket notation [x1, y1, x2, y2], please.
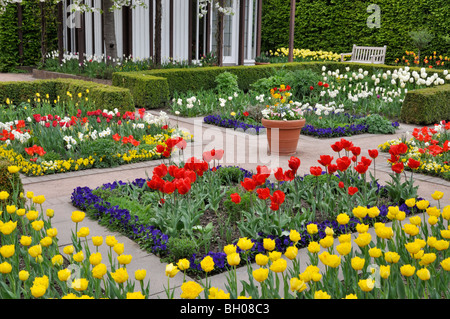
[0, 95, 192, 176]
[72, 139, 427, 280]
[170, 65, 450, 138]
[0, 167, 153, 299]
[2, 161, 449, 299]
[378, 121, 450, 181]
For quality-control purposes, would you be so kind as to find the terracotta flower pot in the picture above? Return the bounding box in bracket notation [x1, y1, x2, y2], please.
[261, 118, 306, 156]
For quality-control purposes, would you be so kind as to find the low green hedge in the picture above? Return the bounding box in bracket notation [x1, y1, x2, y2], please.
[111, 62, 449, 124]
[112, 63, 326, 108]
[0, 78, 135, 113]
[111, 73, 169, 110]
[401, 84, 450, 125]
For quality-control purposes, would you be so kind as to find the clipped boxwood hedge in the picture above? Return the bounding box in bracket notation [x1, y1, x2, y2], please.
[0, 78, 134, 113]
[111, 73, 170, 110]
[401, 84, 450, 125]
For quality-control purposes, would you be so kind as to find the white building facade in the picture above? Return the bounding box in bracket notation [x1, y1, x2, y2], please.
[62, 0, 262, 65]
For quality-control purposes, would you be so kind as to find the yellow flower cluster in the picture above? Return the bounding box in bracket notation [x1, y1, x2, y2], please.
[169, 193, 450, 299]
[0, 130, 192, 176]
[0, 186, 151, 299]
[269, 48, 341, 62]
[0, 145, 95, 176]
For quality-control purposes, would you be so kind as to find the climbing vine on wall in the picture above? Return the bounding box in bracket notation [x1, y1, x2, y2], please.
[0, 0, 58, 71]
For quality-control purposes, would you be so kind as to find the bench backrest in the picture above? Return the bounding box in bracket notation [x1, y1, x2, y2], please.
[351, 45, 386, 63]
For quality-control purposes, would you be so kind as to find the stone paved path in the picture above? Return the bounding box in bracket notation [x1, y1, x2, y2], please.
[0, 72, 36, 82]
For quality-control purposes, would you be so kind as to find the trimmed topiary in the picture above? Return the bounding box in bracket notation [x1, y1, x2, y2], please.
[401, 84, 450, 125]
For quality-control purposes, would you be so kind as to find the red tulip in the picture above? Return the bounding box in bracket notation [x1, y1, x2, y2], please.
[389, 143, 408, 156]
[360, 156, 372, 167]
[256, 188, 271, 200]
[230, 193, 241, 204]
[310, 166, 322, 177]
[318, 155, 333, 167]
[350, 146, 361, 157]
[156, 145, 165, 153]
[176, 178, 192, 195]
[336, 156, 351, 172]
[391, 162, 404, 174]
[340, 139, 354, 151]
[153, 164, 168, 177]
[288, 156, 301, 173]
[328, 164, 338, 175]
[284, 169, 295, 181]
[252, 174, 267, 186]
[162, 181, 176, 194]
[274, 167, 285, 182]
[348, 186, 359, 196]
[407, 158, 420, 170]
[184, 170, 197, 183]
[331, 141, 343, 153]
[212, 149, 224, 161]
[256, 165, 271, 179]
[270, 190, 285, 205]
[165, 138, 181, 150]
[241, 178, 256, 192]
[270, 202, 280, 211]
[338, 181, 344, 188]
[354, 163, 369, 175]
[176, 138, 187, 150]
[368, 149, 379, 159]
[387, 154, 400, 164]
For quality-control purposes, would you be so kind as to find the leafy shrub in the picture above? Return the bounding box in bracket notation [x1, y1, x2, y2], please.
[283, 69, 323, 100]
[215, 166, 245, 186]
[356, 114, 396, 134]
[166, 236, 198, 261]
[223, 188, 256, 223]
[215, 72, 240, 95]
[249, 69, 289, 94]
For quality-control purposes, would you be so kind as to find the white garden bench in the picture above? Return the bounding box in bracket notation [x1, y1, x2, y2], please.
[340, 45, 387, 64]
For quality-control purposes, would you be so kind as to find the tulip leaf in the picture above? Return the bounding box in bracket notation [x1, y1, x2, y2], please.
[396, 276, 406, 299]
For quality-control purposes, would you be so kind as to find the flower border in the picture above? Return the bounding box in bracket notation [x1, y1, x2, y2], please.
[71, 167, 414, 274]
[203, 114, 400, 138]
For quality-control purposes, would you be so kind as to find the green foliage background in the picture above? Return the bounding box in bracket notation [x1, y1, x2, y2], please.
[0, 0, 58, 72]
[261, 0, 450, 63]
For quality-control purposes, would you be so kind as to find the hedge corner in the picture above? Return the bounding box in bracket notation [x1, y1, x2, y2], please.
[401, 84, 450, 125]
[112, 72, 170, 110]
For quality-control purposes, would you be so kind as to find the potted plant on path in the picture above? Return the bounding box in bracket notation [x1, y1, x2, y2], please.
[261, 84, 306, 156]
